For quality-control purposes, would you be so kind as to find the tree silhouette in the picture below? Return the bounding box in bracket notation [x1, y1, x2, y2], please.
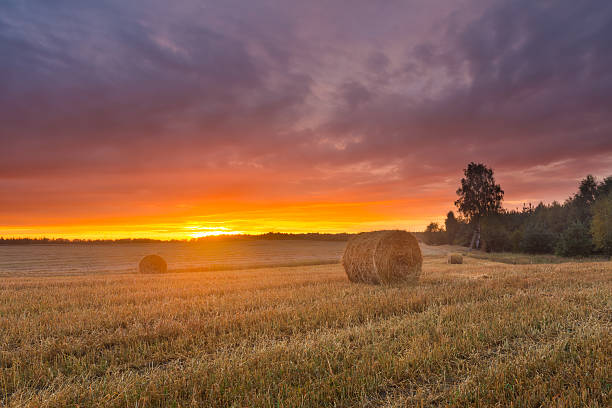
[591, 194, 612, 255]
[598, 176, 612, 197]
[455, 162, 504, 250]
[444, 211, 459, 245]
[568, 175, 600, 223]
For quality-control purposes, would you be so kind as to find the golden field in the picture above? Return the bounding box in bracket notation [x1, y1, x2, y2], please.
[0, 241, 346, 277]
[0, 243, 610, 407]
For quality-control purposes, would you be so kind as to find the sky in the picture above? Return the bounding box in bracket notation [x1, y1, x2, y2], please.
[2, 0, 612, 239]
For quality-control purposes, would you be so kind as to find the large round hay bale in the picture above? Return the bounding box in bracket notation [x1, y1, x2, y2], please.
[342, 230, 422, 284]
[138, 254, 168, 274]
[448, 253, 463, 264]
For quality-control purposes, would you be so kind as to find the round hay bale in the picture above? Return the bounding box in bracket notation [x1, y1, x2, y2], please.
[138, 254, 168, 274]
[342, 230, 422, 284]
[448, 253, 463, 264]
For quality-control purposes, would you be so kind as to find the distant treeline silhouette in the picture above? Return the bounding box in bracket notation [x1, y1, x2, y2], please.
[0, 238, 180, 245]
[0, 232, 354, 245]
[424, 163, 612, 257]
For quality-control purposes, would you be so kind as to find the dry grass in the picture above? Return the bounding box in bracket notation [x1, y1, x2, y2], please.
[0, 246, 610, 407]
[466, 250, 610, 265]
[0, 240, 346, 277]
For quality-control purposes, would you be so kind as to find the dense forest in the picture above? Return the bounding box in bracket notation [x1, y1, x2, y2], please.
[425, 167, 612, 257]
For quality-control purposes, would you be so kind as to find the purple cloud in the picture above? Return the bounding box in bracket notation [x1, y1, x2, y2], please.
[1, 0, 612, 229]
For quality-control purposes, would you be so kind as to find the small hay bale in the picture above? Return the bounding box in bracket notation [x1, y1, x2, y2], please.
[138, 254, 168, 274]
[448, 253, 463, 264]
[342, 230, 422, 284]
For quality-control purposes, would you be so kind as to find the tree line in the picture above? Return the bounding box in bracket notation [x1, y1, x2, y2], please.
[424, 162, 612, 257]
[0, 232, 353, 245]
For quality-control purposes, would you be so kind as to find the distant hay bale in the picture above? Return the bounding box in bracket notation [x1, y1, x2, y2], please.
[448, 253, 463, 264]
[138, 255, 168, 274]
[342, 230, 422, 284]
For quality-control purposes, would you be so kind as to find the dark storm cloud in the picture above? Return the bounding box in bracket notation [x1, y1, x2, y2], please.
[1, 0, 612, 223]
[0, 0, 311, 175]
[325, 1, 612, 156]
[314, 0, 612, 202]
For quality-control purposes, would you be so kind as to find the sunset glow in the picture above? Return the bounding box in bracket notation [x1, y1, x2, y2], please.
[186, 226, 244, 239]
[0, 199, 447, 240]
[2, 1, 612, 239]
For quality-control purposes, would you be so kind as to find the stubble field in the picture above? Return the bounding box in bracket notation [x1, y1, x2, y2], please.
[0, 242, 610, 407]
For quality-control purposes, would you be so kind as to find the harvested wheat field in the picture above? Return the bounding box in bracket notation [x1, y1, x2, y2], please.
[0, 243, 611, 407]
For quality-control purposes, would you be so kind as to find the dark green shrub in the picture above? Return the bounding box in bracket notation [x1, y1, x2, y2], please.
[520, 223, 557, 254]
[555, 222, 593, 257]
[444, 212, 460, 245]
[510, 229, 523, 252]
[423, 222, 447, 245]
[591, 194, 612, 255]
[481, 222, 511, 252]
[454, 222, 474, 246]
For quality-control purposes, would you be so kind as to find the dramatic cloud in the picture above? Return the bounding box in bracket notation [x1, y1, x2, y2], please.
[1, 0, 612, 237]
